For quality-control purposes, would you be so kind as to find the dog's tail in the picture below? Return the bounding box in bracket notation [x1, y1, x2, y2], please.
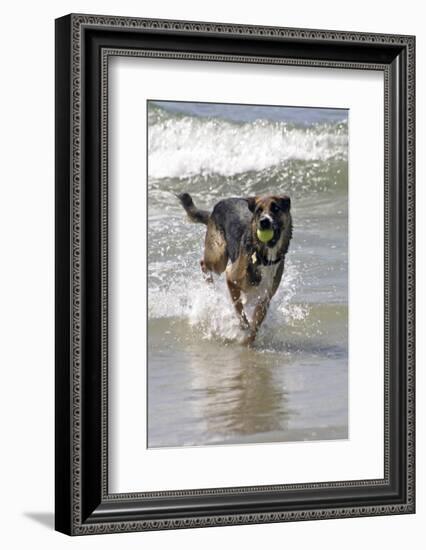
[176, 193, 210, 225]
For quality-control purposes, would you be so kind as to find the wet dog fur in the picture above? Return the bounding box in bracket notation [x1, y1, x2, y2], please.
[177, 193, 292, 345]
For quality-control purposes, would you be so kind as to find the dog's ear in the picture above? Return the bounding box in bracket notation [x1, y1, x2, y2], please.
[246, 196, 258, 213]
[278, 195, 291, 212]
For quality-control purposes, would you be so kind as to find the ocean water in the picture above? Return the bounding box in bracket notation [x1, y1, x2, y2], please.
[147, 100, 348, 448]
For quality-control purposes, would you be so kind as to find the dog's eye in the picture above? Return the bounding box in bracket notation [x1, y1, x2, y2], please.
[270, 203, 280, 214]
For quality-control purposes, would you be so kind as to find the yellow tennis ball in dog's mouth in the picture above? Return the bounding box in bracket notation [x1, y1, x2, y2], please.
[256, 228, 274, 243]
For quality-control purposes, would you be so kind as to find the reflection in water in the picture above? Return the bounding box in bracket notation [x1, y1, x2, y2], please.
[147, 317, 348, 448]
[187, 346, 290, 439]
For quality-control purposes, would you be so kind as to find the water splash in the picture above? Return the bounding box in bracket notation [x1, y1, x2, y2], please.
[148, 258, 310, 346]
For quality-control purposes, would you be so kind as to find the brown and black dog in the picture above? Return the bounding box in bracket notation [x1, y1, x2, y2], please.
[178, 193, 292, 345]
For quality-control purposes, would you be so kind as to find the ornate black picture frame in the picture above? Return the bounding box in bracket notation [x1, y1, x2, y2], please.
[55, 13, 415, 535]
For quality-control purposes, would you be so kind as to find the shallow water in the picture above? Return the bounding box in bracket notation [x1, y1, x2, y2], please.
[147, 101, 348, 448]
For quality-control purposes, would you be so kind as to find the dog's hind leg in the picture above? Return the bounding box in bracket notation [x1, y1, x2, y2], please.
[201, 220, 228, 282]
[200, 259, 214, 283]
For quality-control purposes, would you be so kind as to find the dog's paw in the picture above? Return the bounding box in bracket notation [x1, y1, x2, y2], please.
[203, 274, 214, 284]
[242, 333, 256, 347]
[239, 318, 250, 331]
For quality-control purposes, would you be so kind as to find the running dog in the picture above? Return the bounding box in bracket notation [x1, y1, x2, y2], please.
[177, 193, 292, 345]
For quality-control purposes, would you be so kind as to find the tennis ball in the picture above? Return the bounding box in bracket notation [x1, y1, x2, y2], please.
[257, 228, 274, 243]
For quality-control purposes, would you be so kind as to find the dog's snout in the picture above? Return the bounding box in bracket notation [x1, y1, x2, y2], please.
[259, 217, 271, 230]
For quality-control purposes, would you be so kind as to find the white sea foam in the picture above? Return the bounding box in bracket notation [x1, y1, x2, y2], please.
[148, 114, 348, 179]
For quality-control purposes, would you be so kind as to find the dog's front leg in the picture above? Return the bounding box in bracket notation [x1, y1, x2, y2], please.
[244, 263, 284, 345]
[243, 298, 270, 346]
[226, 278, 250, 330]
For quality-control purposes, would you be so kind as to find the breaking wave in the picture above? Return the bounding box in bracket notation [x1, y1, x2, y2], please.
[148, 104, 348, 179]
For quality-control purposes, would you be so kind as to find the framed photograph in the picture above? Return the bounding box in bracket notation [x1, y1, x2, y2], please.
[55, 14, 415, 535]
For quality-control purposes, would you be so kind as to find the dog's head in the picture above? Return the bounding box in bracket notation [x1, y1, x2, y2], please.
[246, 195, 292, 247]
